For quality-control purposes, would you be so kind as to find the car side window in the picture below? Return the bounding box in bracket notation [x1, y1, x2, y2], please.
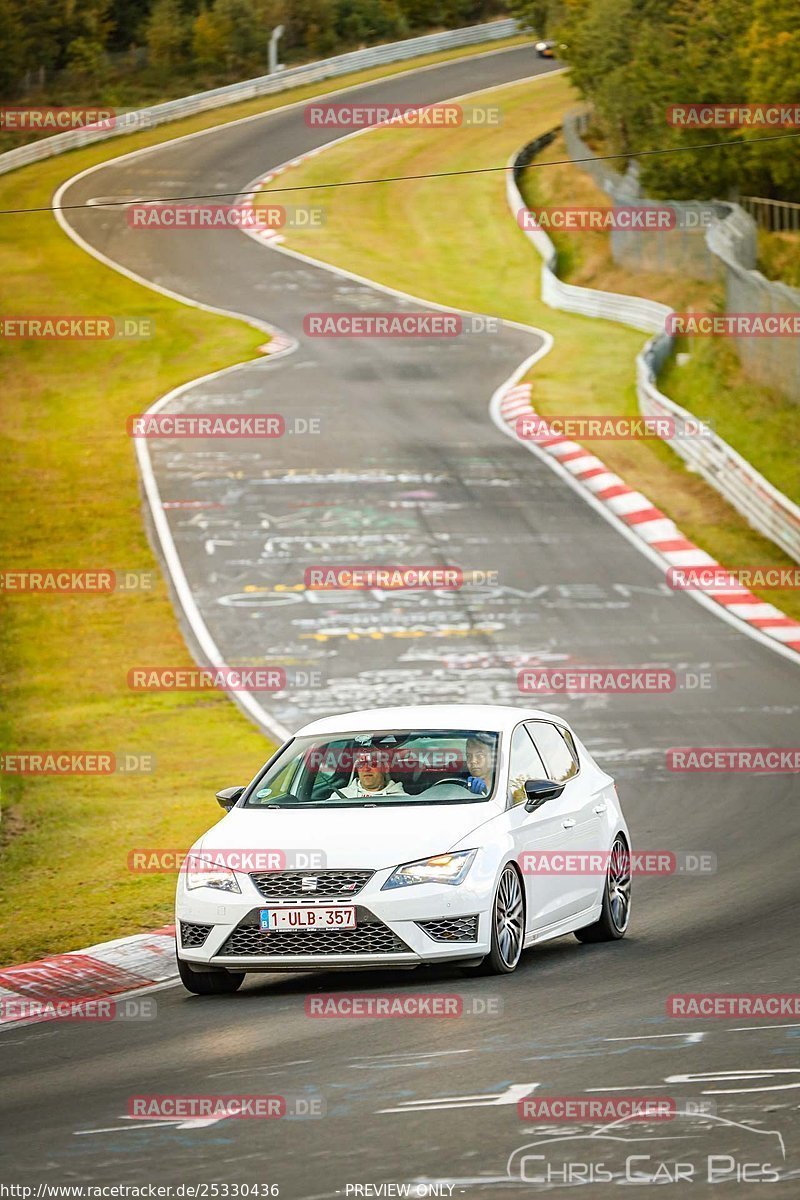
[527, 722, 579, 784]
[507, 724, 547, 806]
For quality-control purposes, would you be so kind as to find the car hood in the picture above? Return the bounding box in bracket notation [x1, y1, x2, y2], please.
[196, 802, 500, 871]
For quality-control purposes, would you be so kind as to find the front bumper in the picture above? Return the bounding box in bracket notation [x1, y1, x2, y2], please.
[176, 868, 493, 971]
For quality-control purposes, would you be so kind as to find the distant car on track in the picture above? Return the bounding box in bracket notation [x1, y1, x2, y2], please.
[175, 704, 631, 994]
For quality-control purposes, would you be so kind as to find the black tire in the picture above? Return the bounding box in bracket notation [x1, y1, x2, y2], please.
[575, 836, 631, 943]
[480, 864, 525, 974]
[177, 954, 245, 995]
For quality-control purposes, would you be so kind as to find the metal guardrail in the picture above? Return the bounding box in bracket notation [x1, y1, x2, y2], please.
[638, 340, 800, 561]
[0, 18, 520, 178]
[562, 110, 800, 401]
[509, 138, 800, 563]
[510, 133, 670, 334]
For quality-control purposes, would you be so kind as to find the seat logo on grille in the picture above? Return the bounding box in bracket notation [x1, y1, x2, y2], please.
[301, 876, 318, 892]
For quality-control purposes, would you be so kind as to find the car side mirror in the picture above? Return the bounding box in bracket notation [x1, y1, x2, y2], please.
[216, 785, 245, 811]
[524, 778, 565, 812]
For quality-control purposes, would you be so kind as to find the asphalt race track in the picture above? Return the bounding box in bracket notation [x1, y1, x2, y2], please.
[2, 45, 799, 1196]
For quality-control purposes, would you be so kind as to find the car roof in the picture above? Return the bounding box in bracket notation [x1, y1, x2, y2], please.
[295, 704, 570, 737]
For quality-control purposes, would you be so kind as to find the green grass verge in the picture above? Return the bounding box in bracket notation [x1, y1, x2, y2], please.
[255, 71, 799, 622]
[0, 36, 534, 966]
[758, 229, 800, 290]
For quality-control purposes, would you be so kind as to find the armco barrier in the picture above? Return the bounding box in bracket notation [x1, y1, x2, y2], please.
[563, 110, 800, 401]
[509, 138, 800, 563]
[637, 341, 800, 562]
[0, 19, 519, 178]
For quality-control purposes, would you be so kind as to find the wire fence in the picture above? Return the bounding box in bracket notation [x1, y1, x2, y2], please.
[562, 110, 731, 281]
[510, 138, 800, 561]
[740, 196, 800, 233]
[563, 111, 800, 401]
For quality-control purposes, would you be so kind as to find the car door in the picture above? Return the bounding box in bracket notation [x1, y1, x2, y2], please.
[526, 720, 606, 918]
[506, 723, 582, 933]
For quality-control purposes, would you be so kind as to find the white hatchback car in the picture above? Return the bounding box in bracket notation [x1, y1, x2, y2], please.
[176, 704, 631, 994]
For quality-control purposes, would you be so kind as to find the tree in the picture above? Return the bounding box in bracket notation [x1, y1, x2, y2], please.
[553, 0, 784, 200]
[0, 0, 25, 94]
[509, 0, 561, 36]
[17, 0, 68, 78]
[745, 0, 800, 195]
[335, 0, 406, 45]
[145, 0, 190, 69]
[65, 36, 109, 85]
[192, 4, 227, 70]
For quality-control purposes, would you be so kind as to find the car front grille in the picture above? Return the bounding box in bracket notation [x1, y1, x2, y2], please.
[217, 908, 410, 957]
[417, 915, 480, 942]
[249, 869, 374, 901]
[180, 921, 213, 948]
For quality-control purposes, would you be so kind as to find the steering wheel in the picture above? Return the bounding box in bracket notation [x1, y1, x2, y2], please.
[422, 777, 472, 790]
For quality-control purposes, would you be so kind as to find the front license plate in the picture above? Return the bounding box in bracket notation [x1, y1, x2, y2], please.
[259, 906, 357, 931]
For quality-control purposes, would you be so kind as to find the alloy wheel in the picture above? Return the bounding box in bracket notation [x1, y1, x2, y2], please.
[494, 865, 524, 969]
[608, 838, 632, 933]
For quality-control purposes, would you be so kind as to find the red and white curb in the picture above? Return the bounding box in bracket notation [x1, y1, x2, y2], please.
[241, 151, 327, 252]
[498, 383, 800, 657]
[0, 926, 177, 1027]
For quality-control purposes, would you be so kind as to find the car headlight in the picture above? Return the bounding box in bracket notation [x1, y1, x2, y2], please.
[382, 850, 477, 890]
[184, 855, 241, 893]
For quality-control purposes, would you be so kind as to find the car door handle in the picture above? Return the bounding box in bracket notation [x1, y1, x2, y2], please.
[593, 804, 607, 814]
[562, 818, 576, 829]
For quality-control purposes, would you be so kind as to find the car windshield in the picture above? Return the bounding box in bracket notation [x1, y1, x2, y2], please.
[243, 728, 500, 808]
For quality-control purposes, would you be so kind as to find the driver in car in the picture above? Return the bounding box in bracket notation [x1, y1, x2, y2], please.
[464, 734, 496, 796]
[338, 750, 407, 798]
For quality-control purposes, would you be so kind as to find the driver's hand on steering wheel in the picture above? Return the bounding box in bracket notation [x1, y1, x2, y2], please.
[466, 775, 488, 795]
